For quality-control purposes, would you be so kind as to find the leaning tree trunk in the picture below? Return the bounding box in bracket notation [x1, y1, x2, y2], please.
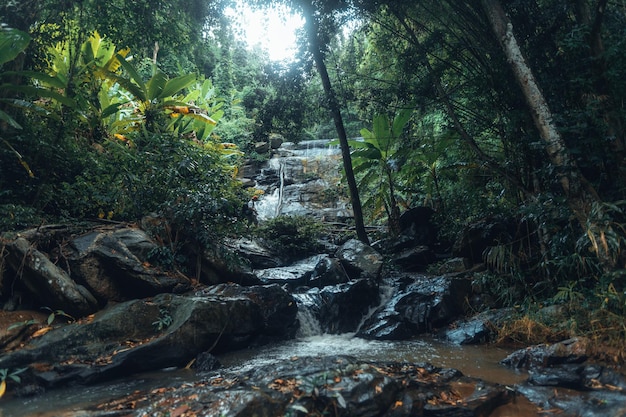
[301, 1, 369, 244]
[480, 0, 600, 228]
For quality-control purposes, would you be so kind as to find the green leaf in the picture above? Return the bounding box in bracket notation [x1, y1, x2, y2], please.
[0, 109, 22, 129]
[359, 127, 374, 141]
[392, 107, 413, 138]
[102, 102, 124, 118]
[115, 54, 147, 101]
[3, 70, 67, 89]
[0, 27, 31, 66]
[106, 72, 146, 102]
[159, 73, 196, 99]
[372, 113, 390, 148]
[9, 85, 76, 107]
[147, 71, 167, 100]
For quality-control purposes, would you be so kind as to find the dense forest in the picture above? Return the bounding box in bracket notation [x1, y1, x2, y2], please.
[1, 0, 625, 347]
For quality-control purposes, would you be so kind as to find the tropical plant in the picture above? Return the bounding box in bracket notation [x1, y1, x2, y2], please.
[0, 26, 31, 129]
[0, 367, 27, 398]
[0, 26, 36, 178]
[106, 53, 219, 134]
[349, 108, 413, 235]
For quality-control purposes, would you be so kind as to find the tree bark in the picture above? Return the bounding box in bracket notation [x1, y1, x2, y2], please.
[480, 0, 599, 227]
[301, 1, 370, 244]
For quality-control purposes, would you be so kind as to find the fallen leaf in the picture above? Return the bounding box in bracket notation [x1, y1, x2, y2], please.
[171, 404, 190, 417]
[31, 326, 52, 338]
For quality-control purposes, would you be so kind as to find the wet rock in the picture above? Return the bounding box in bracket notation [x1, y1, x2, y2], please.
[308, 255, 350, 288]
[525, 362, 626, 391]
[68, 232, 191, 302]
[336, 239, 383, 280]
[255, 141, 270, 154]
[196, 245, 261, 286]
[295, 279, 379, 334]
[200, 283, 298, 338]
[516, 383, 626, 417]
[501, 337, 590, 370]
[391, 245, 436, 272]
[443, 308, 512, 345]
[269, 133, 284, 149]
[357, 274, 472, 340]
[192, 352, 221, 373]
[317, 279, 379, 333]
[398, 206, 436, 245]
[254, 255, 325, 289]
[4, 237, 99, 317]
[229, 237, 284, 269]
[94, 356, 513, 417]
[372, 234, 418, 254]
[436, 257, 471, 274]
[0, 286, 297, 389]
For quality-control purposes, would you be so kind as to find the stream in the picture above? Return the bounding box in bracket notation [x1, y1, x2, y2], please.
[0, 297, 528, 417]
[0, 334, 526, 417]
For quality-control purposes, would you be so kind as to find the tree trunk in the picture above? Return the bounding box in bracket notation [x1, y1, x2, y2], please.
[301, 1, 369, 244]
[480, 0, 599, 227]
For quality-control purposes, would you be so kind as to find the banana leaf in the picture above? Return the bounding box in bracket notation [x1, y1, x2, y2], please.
[0, 28, 30, 66]
[159, 73, 196, 99]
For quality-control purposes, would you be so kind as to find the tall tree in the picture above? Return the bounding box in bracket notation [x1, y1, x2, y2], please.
[300, 0, 369, 243]
[479, 0, 599, 227]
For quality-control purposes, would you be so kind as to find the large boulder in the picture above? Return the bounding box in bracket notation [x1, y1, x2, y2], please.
[357, 274, 472, 340]
[229, 237, 284, 269]
[195, 245, 262, 286]
[294, 279, 380, 334]
[502, 338, 626, 417]
[200, 283, 299, 338]
[253, 254, 351, 290]
[398, 206, 437, 245]
[68, 230, 191, 303]
[501, 337, 591, 370]
[442, 308, 513, 345]
[0, 285, 297, 389]
[391, 245, 436, 272]
[336, 239, 383, 280]
[253, 255, 326, 289]
[4, 237, 99, 317]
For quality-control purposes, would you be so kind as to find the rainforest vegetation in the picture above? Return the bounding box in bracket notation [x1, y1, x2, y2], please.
[1, 0, 626, 348]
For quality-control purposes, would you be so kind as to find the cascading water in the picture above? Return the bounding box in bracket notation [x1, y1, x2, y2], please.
[292, 292, 323, 337]
[252, 140, 350, 222]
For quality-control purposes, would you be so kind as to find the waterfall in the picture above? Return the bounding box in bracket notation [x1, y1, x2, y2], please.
[355, 281, 395, 334]
[251, 139, 351, 222]
[275, 158, 285, 217]
[292, 292, 323, 337]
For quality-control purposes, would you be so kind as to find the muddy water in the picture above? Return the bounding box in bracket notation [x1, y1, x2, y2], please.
[218, 333, 526, 386]
[0, 334, 526, 417]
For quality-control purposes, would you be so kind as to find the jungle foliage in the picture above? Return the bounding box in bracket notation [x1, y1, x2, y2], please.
[2, 0, 626, 338]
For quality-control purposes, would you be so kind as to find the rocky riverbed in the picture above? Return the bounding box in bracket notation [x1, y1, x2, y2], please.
[0, 139, 624, 416]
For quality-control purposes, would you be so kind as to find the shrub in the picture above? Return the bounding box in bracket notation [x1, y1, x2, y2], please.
[256, 216, 325, 261]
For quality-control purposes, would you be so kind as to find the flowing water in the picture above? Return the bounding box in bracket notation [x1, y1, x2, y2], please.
[0, 303, 527, 417]
[0, 336, 526, 417]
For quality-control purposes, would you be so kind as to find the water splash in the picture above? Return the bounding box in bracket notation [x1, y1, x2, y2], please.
[292, 292, 323, 337]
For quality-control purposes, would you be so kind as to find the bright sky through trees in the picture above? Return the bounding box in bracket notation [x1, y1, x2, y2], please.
[225, 0, 305, 62]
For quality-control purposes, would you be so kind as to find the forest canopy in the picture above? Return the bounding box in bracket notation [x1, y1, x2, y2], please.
[1, 0, 626, 336]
